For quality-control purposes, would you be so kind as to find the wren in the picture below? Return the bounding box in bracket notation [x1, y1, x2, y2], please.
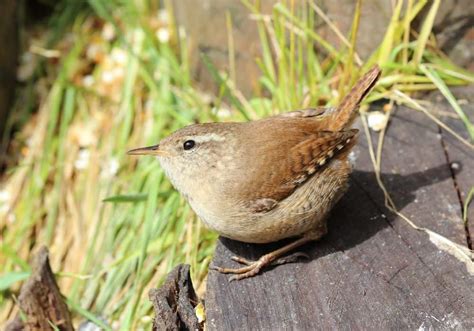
[128, 66, 381, 280]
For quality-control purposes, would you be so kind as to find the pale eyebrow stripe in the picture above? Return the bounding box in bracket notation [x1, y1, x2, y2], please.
[192, 133, 225, 143]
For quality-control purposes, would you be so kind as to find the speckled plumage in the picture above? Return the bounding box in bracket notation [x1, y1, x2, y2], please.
[156, 66, 380, 243]
[129, 66, 381, 279]
[158, 119, 357, 243]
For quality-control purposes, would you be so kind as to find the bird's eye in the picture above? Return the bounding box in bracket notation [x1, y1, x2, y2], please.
[183, 140, 196, 150]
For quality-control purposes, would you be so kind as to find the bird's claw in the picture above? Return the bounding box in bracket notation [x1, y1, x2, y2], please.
[210, 251, 308, 281]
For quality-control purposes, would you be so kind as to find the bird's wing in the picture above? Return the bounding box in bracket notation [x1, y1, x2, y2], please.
[276, 107, 332, 118]
[277, 66, 381, 130]
[242, 129, 358, 213]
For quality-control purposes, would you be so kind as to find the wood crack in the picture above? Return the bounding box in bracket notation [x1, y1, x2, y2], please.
[437, 125, 472, 249]
[206, 106, 474, 329]
[351, 176, 450, 291]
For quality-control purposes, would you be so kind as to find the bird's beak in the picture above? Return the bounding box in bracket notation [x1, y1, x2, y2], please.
[127, 144, 169, 156]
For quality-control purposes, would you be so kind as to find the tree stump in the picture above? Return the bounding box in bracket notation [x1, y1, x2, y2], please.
[205, 97, 474, 329]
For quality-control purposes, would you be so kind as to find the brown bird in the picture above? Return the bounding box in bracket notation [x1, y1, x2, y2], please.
[128, 66, 381, 280]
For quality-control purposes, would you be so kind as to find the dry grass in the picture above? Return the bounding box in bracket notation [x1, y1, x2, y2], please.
[1, 0, 473, 328]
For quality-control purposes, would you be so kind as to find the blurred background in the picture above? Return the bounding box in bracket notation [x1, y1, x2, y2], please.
[0, 0, 473, 329]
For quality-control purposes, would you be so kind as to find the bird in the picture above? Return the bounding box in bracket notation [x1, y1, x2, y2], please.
[128, 65, 381, 280]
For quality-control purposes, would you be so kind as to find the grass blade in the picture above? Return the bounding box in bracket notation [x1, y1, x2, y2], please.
[420, 64, 474, 140]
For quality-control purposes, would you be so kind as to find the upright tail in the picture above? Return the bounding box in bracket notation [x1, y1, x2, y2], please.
[327, 65, 381, 131]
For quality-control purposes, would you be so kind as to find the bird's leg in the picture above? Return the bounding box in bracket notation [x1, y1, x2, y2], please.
[210, 225, 326, 281]
[230, 251, 309, 266]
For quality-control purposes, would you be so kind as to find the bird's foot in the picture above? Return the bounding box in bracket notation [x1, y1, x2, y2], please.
[210, 251, 308, 281]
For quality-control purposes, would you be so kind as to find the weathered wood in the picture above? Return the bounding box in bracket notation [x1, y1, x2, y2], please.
[5, 246, 73, 331]
[435, 86, 474, 245]
[149, 264, 202, 331]
[205, 105, 474, 329]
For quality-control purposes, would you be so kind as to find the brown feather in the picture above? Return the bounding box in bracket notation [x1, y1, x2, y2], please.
[233, 116, 358, 212]
[149, 66, 381, 243]
[327, 65, 381, 130]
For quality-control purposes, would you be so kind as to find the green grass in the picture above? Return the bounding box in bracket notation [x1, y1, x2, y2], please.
[1, 0, 473, 328]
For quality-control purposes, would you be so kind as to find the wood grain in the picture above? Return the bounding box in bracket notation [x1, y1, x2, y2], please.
[149, 264, 202, 331]
[435, 86, 474, 245]
[205, 104, 474, 330]
[5, 247, 73, 331]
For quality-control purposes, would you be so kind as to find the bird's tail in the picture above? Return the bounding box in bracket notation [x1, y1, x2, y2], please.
[327, 65, 381, 131]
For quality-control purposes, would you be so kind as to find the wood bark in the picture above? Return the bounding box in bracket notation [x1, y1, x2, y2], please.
[5, 247, 73, 331]
[149, 264, 202, 331]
